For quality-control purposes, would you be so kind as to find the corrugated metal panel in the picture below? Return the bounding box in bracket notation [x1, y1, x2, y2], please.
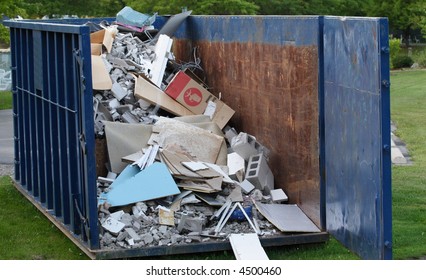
[323, 17, 392, 259]
[7, 20, 100, 249]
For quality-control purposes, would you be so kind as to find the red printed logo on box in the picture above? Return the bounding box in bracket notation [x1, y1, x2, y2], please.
[183, 88, 202, 107]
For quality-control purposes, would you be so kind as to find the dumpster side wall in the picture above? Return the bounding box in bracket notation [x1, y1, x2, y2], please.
[6, 21, 100, 248]
[172, 16, 322, 227]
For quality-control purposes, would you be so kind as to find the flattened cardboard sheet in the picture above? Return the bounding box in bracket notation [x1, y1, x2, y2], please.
[91, 55, 112, 90]
[134, 75, 193, 117]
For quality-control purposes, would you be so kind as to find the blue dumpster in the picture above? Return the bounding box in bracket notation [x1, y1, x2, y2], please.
[3, 15, 391, 260]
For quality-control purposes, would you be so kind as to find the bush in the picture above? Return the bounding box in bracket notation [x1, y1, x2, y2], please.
[389, 37, 402, 69]
[392, 55, 414, 69]
[412, 49, 426, 68]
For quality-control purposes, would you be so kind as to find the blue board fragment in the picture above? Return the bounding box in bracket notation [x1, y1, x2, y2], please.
[103, 162, 180, 207]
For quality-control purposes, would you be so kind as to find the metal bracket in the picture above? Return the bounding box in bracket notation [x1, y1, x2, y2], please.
[73, 49, 86, 92]
[384, 240, 392, 248]
[74, 198, 90, 241]
[79, 133, 86, 155]
[381, 80, 390, 88]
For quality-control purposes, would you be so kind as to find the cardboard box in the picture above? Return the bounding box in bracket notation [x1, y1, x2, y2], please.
[90, 28, 115, 55]
[134, 75, 193, 117]
[165, 71, 235, 128]
[90, 28, 115, 89]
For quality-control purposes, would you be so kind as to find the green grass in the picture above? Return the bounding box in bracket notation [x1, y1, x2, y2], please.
[0, 176, 89, 260]
[1, 70, 426, 260]
[0, 91, 12, 110]
[390, 70, 426, 259]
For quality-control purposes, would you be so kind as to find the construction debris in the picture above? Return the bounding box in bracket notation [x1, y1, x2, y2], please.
[93, 7, 320, 251]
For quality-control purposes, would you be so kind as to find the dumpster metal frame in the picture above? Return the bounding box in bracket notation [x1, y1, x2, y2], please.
[4, 15, 391, 260]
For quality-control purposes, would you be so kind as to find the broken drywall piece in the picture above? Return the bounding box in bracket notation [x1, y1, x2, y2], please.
[253, 201, 321, 233]
[109, 210, 125, 220]
[181, 194, 201, 205]
[239, 179, 255, 194]
[227, 152, 245, 181]
[229, 233, 269, 260]
[104, 162, 180, 207]
[178, 181, 217, 193]
[154, 117, 224, 164]
[227, 185, 243, 202]
[150, 34, 173, 88]
[104, 121, 153, 173]
[122, 150, 143, 164]
[270, 188, 288, 202]
[102, 216, 125, 234]
[133, 144, 160, 170]
[182, 161, 208, 172]
[194, 193, 225, 207]
[201, 162, 233, 184]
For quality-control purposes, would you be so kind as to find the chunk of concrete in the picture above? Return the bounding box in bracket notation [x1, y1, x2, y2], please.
[245, 153, 274, 194]
[125, 228, 142, 242]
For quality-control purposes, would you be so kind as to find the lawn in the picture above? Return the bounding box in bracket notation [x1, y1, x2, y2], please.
[0, 91, 12, 110]
[389, 70, 426, 259]
[0, 70, 426, 260]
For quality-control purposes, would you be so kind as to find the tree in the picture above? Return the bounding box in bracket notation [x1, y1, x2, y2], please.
[366, 0, 426, 46]
[0, 0, 26, 45]
[125, 0, 258, 15]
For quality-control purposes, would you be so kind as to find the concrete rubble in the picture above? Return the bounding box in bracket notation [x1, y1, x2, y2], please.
[92, 7, 318, 250]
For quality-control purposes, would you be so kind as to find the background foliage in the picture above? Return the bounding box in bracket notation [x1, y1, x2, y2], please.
[2, 0, 426, 45]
